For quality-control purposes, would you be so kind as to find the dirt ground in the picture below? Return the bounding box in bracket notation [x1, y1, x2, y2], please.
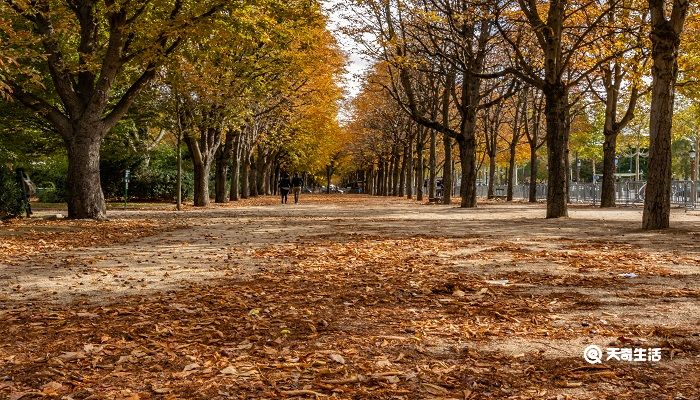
[0, 195, 698, 399]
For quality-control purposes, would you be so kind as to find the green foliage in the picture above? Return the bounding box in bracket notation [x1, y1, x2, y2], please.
[0, 167, 25, 218]
[31, 155, 69, 203]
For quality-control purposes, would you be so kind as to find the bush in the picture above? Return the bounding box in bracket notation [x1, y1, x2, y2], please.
[0, 167, 26, 218]
[30, 155, 69, 203]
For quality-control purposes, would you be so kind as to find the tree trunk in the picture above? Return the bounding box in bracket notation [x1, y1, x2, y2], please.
[399, 143, 408, 196]
[250, 161, 258, 197]
[601, 132, 618, 207]
[529, 146, 538, 202]
[229, 135, 241, 201]
[487, 151, 496, 199]
[184, 131, 219, 207]
[643, 9, 685, 229]
[443, 135, 452, 205]
[326, 164, 332, 194]
[214, 132, 235, 203]
[457, 137, 477, 207]
[241, 154, 250, 199]
[255, 152, 266, 196]
[192, 159, 211, 207]
[66, 129, 107, 219]
[407, 133, 414, 199]
[374, 158, 384, 196]
[416, 128, 424, 201]
[543, 84, 569, 218]
[392, 148, 401, 196]
[429, 129, 436, 198]
[507, 143, 516, 201]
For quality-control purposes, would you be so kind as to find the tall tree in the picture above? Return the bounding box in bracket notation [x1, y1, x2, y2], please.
[0, 1, 220, 218]
[643, 0, 690, 229]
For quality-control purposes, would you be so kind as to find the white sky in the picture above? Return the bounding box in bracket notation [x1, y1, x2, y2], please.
[321, 1, 373, 102]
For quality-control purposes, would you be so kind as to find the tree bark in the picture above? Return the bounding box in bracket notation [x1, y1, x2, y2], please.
[241, 151, 250, 199]
[642, 0, 687, 229]
[192, 159, 212, 207]
[229, 134, 241, 201]
[457, 136, 477, 207]
[429, 129, 436, 198]
[416, 127, 425, 201]
[406, 133, 414, 199]
[543, 84, 569, 218]
[487, 150, 496, 199]
[443, 135, 452, 204]
[399, 143, 408, 196]
[392, 146, 401, 196]
[507, 144, 517, 201]
[601, 133, 618, 207]
[66, 128, 107, 219]
[214, 131, 235, 203]
[529, 145, 538, 202]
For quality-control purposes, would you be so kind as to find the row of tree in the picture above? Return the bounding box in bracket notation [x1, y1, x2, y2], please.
[0, 0, 346, 219]
[342, 0, 697, 229]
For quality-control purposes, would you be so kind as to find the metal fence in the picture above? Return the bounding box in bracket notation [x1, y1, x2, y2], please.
[477, 181, 699, 209]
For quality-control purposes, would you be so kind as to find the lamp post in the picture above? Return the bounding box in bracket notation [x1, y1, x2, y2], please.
[690, 148, 697, 207]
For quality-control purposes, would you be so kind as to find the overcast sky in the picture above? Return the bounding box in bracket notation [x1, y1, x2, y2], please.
[322, 1, 373, 102]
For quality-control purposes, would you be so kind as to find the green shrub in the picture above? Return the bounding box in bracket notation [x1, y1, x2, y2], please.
[0, 167, 26, 218]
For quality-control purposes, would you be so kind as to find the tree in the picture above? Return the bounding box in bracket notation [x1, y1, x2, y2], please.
[498, 0, 624, 217]
[643, 0, 690, 229]
[0, 1, 221, 218]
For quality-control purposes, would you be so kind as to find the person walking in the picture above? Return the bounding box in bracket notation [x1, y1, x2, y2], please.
[279, 173, 291, 204]
[15, 168, 34, 217]
[291, 173, 303, 204]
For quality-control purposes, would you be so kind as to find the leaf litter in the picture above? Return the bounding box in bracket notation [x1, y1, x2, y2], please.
[0, 197, 698, 399]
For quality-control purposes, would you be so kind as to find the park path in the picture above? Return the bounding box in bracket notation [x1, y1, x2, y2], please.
[1, 196, 699, 399]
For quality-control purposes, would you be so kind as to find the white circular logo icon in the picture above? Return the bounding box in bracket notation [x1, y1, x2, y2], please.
[583, 345, 603, 364]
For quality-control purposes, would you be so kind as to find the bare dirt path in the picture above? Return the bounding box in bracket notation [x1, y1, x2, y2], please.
[1, 195, 698, 399]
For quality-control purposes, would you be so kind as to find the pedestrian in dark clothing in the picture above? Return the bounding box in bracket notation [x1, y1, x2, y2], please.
[291, 173, 303, 204]
[279, 173, 291, 204]
[15, 168, 33, 217]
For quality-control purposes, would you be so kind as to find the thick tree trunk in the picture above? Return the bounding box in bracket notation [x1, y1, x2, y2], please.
[215, 133, 234, 203]
[643, 14, 684, 229]
[543, 84, 569, 218]
[184, 131, 219, 207]
[192, 159, 211, 207]
[429, 129, 436, 198]
[457, 137, 478, 207]
[601, 132, 618, 207]
[66, 129, 107, 219]
[443, 135, 452, 205]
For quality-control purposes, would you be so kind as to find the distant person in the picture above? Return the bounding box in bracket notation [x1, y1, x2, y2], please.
[291, 173, 303, 204]
[436, 178, 444, 198]
[15, 168, 34, 217]
[279, 173, 291, 204]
